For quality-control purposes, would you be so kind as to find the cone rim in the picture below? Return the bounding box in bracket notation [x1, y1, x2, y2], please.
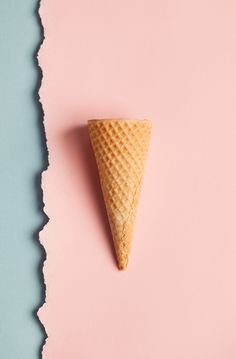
[88, 118, 151, 124]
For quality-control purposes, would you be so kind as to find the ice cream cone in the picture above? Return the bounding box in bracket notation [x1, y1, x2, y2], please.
[88, 119, 151, 270]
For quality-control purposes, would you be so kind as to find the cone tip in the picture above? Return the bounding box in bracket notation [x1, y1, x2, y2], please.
[117, 257, 129, 271]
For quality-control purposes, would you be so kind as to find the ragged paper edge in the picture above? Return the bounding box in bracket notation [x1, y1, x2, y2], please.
[35, 0, 49, 356]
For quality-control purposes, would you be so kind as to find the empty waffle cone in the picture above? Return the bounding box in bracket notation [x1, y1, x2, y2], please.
[88, 119, 151, 270]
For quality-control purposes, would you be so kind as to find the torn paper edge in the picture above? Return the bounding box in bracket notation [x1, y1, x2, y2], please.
[35, 0, 49, 357]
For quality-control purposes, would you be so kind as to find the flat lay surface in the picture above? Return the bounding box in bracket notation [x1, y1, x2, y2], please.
[0, 0, 236, 358]
[39, 0, 236, 358]
[0, 1, 44, 358]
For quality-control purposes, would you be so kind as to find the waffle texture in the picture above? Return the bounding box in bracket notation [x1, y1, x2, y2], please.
[88, 119, 151, 270]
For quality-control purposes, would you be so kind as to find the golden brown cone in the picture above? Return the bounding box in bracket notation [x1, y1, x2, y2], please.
[88, 119, 151, 270]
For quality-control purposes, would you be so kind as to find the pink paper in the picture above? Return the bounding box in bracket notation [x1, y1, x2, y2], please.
[39, 1, 236, 358]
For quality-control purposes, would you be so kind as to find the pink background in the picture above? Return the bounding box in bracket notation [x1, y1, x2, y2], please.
[39, 0, 236, 358]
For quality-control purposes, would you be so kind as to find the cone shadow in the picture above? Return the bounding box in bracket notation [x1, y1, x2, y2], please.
[63, 125, 117, 266]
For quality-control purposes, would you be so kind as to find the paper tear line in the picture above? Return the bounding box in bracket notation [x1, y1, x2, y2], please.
[35, 0, 49, 357]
